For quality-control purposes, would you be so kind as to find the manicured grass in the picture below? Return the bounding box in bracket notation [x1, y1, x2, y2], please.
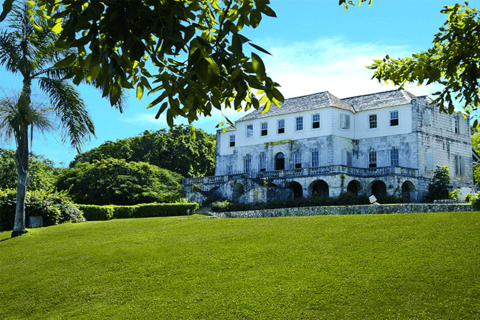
[1, 212, 479, 319]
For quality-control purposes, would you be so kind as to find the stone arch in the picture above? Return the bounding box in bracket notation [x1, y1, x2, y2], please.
[231, 183, 245, 200]
[401, 181, 416, 203]
[288, 181, 303, 199]
[370, 180, 387, 198]
[275, 152, 285, 170]
[347, 180, 361, 196]
[309, 180, 329, 198]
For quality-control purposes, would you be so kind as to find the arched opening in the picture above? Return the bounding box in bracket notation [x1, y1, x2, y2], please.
[347, 180, 361, 196]
[310, 180, 329, 198]
[275, 152, 285, 170]
[401, 181, 416, 203]
[288, 181, 303, 199]
[370, 180, 387, 198]
[232, 183, 244, 200]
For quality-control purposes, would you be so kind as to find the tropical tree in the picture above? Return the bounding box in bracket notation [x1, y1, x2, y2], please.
[0, 2, 95, 237]
[368, 2, 480, 125]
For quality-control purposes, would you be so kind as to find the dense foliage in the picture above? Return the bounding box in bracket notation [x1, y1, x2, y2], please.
[70, 125, 216, 177]
[6, 0, 285, 128]
[56, 158, 183, 205]
[368, 2, 480, 125]
[0, 189, 85, 231]
[0, 148, 63, 191]
[78, 203, 199, 221]
[425, 166, 451, 202]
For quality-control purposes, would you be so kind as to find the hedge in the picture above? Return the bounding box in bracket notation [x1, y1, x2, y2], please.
[78, 203, 200, 221]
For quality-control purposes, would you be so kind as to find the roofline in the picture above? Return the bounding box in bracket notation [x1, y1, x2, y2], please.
[340, 88, 411, 100]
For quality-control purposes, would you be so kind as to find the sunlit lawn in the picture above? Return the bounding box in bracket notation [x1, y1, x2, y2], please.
[1, 212, 479, 319]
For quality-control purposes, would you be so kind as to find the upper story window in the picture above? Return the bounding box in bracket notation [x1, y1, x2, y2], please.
[294, 153, 302, 168]
[346, 151, 353, 167]
[455, 155, 466, 176]
[246, 124, 253, 138]
[369, 151, 377, 168]
[369, 114, 377, 129]
[227, 165, 233, 175]
[312, 114, 320, 129]
[340, 114, 350, 130]
[295, 117, 303, 131]
[261, 122, 268, 136]
[277, 119, 285, 134]
[390, 111, 399, 126]
[454, 118, 461, 134]
[312, 151, 319, 167]
[390, 149, 399, 166]
[229, 135, 235, 147]
[259, 154, 266, 172]
[244, 156, 251, 173]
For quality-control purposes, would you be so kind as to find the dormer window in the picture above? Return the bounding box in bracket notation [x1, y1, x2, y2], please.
[229, 135, 235, 147]
[340, 114, 350, 129]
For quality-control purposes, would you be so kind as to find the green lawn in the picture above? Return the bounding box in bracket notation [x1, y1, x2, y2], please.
[1, 212, 479, 319]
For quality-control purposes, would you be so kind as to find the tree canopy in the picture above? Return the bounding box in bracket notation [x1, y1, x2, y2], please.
[56, 158, 183, 205]
[0, 148, 62, 191]
[1, 0, 285, 127]
[71, 125, 216, 178]
[368, 1, 480, 126]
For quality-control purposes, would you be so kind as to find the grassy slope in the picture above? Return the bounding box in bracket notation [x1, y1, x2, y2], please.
[0, 212, 479, 319]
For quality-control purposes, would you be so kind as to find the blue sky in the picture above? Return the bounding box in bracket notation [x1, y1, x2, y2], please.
[0, 0, 472, 166]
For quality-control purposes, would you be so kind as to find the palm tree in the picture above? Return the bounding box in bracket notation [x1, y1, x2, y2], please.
[0, 2, 95, 237]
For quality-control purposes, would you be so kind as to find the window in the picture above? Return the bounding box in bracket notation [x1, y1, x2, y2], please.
[369, 151, 377, 168]
[295, 117, 303, 131]
[246, 124, 253, 138]
[229, 135, 235, 147]
[312, 114, 320, 129]
[369, 114, 377, 129]
[244, 156, 251, 173]
[455, 155, 466, 176]
[346, 151, 353, 167]
[294, 153, 302, 168]
[312, 151, 319, 167]
[261, 122, 268, 136]
[277, 119, 285, 134]
[424, 109, 432, 126]
[227, 165, 233, 175]
[390, 111, 399, 126]
[390, 149, 399, 166]
[259, 154, 266, 172]
[340, 114, 350, 129]
[425, 148, 436, 170]
[454, 118, 460, 134]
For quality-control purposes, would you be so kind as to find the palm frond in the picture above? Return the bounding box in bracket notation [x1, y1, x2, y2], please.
[38, 77, 95, 151]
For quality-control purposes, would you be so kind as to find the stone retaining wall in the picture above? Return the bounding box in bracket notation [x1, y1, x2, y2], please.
[210, 203, 475, 219]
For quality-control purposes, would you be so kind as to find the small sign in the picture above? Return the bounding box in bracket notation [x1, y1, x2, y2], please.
[369, 195, 377, 204]
[29, 216, 43, 228]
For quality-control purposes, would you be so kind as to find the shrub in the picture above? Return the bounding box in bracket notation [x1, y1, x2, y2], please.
[469, 191, 480, 210]
[449, 189, 461, 200]
[0, 189, 85, 231]
[425, 166, 451, 202]
[465, 193, 477, 203]
[78, 203, 200, 221]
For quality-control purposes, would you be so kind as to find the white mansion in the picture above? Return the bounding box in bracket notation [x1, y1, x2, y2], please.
[183, 89, 474, 203]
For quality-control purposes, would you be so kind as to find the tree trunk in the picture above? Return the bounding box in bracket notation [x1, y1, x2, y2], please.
[11, 82, 31, 238]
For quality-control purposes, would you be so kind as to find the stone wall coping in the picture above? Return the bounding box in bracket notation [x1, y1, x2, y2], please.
[210, 203, 475, 219]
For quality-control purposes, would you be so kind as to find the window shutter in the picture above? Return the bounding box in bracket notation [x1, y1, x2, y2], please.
[424, 110, 431, 126]
[346, 115, 350, 129]
[340, 114, 344, 129]
[461, 156, 466, 176]
[452, 118, 455, 132]
[459, 118, 464, 134]
[426, 149, 433, 170]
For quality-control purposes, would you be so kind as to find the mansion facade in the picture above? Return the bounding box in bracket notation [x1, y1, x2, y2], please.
[183, 89, 474, 203]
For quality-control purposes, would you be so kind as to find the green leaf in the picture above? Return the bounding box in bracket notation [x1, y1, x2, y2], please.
[249, 43, 272, 56]
[0, 0, 14, 22]
[54, 54, 76, 68]
[251, 52, 266, 81]
[136, 84, 144, 101]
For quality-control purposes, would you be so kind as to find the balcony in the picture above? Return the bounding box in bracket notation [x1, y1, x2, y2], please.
[182, 165, 418, 188]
